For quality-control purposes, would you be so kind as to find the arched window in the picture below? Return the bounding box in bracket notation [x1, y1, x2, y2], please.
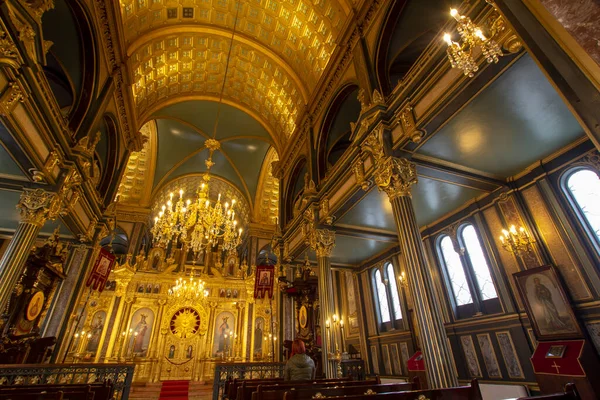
[374, 269, 391, 323]
[386, 263, 402, 320]
[437, 224, 500, 318]
[564, 168, 600, 247]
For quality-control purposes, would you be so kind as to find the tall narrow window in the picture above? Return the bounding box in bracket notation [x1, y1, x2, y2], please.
[439, 236, 473, 306]
[437, 224, 501, 318]
[386, 263, 402, 320]
[565, 168, 600, 244]
[462, 225, 498, 300]
[374, 269, 391, 323]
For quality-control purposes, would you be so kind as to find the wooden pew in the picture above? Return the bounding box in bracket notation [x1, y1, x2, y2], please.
[252, 378, 383, 400]
[0, 391, 64, 400]
[227, 378, 284, 399]
[282, 379, 483, 400]
[0, 381, 113, 400]
[281, 378, 420, 400]
[237, 378, 355, 400]
[516, 383, 580, 400]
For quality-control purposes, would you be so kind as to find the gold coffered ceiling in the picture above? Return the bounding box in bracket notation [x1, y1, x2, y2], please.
[120, 0, 344, 88]
[131, 34, 305, 137]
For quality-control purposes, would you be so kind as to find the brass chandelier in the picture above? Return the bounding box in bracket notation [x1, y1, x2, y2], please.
[443, 7, 503, 77]
[151, 3, 244, 260]
[168, 275, 209, 302]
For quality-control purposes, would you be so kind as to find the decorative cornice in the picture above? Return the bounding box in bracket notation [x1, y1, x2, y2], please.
[17, 188, 61, 227]
[0, 82, 25, 116]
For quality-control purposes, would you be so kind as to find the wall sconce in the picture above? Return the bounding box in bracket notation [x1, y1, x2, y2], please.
[398, 271, 407, 288]
[443, 7, 503, 77]
[499, 225, 535, 255]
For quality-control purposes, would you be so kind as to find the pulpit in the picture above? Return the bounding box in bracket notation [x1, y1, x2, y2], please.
[0, 229, 66, 363]
[407, 351, 427, 389]
[531, 340, 600, 398]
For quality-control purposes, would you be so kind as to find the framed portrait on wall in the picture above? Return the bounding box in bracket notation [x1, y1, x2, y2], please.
[514, 265, 583, 340]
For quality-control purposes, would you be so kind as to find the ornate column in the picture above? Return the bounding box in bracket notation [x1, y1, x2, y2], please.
[0, 189, 62, 313]
[374, 157, 457, 388]
[311, 229, 335, 378]
[150, 299, 167, 358]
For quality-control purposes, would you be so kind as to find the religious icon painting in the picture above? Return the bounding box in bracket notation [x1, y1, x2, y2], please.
[460, 335, 482, 378]
[26, 291, 45, 321]
[253, 317, 264, 359]
[86, 310, 106, 355]
[299, 305, 308, 329]
[514, 265, 583, 340]
[495, 331, 524, 379]
[213, 311, 235, 357]
[129, 308, 155, 358]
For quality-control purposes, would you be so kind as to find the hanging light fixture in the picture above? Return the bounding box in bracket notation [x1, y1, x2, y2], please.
[151, 2, 243, 260]
[443, 7, 503, 77]
[168, 275, 209, 302]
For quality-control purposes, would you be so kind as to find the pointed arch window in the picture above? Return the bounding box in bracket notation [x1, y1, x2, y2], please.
[437, 223, 500, 318]
[563, 167, 600, 249]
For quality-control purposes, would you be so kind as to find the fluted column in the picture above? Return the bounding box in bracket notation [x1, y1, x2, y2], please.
[0, 189, 62, 313]
[313, 229, 335, 378]
[374, 157, 457, 388]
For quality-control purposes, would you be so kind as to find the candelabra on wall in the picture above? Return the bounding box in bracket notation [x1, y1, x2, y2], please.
[499, 225, 535, 256]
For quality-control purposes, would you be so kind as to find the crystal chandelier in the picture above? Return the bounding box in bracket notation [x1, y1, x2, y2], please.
[443, 8, 503, 77]
[150, 4, 244, 260]
[168, 275, 209, 302]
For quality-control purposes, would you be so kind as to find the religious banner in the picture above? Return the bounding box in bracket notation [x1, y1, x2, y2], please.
[254, 264, 274, 299]
[85, 248, 116, 292]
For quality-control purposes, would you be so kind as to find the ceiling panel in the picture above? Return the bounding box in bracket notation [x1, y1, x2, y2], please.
[412, 176, 485, 226]
[336, 188, 396, 232]
[0, 141, 26, 178]
[305, 234, 396, 266]
[418, 55, 585, 177]
[153, 101, 271, 142]
[221, 139, 270, 201]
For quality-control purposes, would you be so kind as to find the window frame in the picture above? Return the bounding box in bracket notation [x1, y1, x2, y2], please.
[436, 222, 501, 319]
[561, 166, 600, 257]
[371, 261, 404, 331]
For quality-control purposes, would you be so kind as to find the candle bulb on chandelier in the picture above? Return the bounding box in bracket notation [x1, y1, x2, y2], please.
[450, 8, 460, 21]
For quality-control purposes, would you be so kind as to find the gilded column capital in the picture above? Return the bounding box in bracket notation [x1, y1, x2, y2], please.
[313, 229, 335, 258]
[16, 188, 61, 227]
[374, 157, 418, 199]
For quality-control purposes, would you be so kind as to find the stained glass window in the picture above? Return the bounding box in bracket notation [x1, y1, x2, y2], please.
[386, 263, 403, 320]
[374, 269, 391, 323]
[566, 169, 600, 244]
[439, 236, 473, 306]
[461, 225, 498, 300]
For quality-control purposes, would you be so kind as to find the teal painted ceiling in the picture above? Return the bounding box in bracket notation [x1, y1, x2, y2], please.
[153, 101, 272, 142]
[337, 189, 396, 232]
[418, 55, 585, 177]
[307, 235, 396, 266]
[150, 100, 274, 207]
[0, 141, 26, 179]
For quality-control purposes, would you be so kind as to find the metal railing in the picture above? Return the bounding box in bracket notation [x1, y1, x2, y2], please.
[0, 363, 135, 399]
[212, 361, 285, 400]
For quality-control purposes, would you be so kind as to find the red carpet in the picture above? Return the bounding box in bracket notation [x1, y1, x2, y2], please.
[159, 380, 190, 400]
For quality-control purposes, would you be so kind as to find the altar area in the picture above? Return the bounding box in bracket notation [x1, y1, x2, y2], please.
[62, 247, 279, 384]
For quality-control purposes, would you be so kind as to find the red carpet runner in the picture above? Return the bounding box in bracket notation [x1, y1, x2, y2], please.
[159, 380, 190, 400]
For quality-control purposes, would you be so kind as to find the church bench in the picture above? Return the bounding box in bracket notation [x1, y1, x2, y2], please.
[236, 378, 356, 400]
[280, 379, 420, 400]
[281, 379, 482, 400]
[516, 383, 580, 399]
[0, 391, 64, 400]
[251, 379, 383, 400]
[227, 378, 284, 399]
[0, 381, 113, 400]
